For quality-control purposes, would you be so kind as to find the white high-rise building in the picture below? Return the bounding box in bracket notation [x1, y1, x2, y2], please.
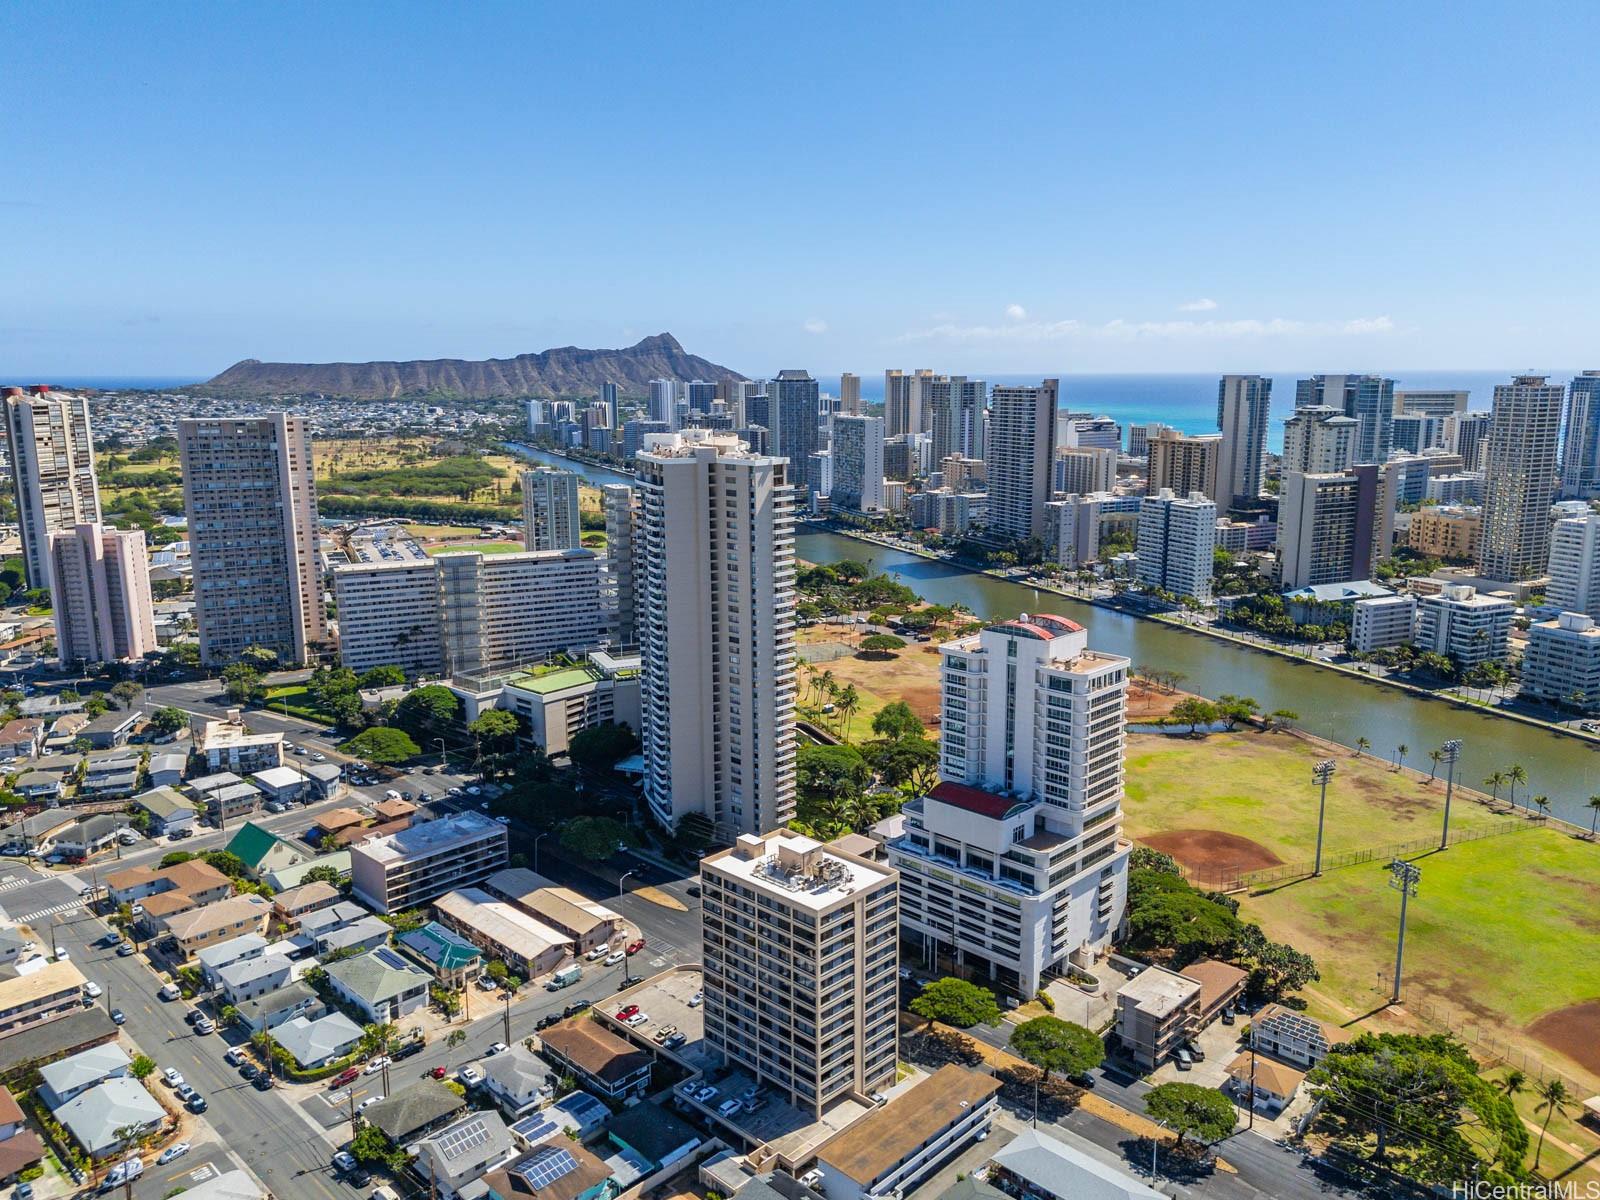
[1135, 489, 1216, 601]
[1295, 375, 1395, 464]
[332, 549, 602, 678]
[1394, 390, 1469, 418]
[1559, 371, 1600, 499]
[520, 467, 583, 551]
[884, 369, 917, 439]
[1521, 612, 1600, 712]
[888, 614, 1130, 996]
[636, 431, 797, 840]
[926, 376, 986, 466]
[1445, 410, 1494, 472]
[48, 523, 157, 666]
[1480, 375, 1564, 581]
[648, 379, 677, 426]
[986, 379, 1059, 542]
[1215, 375, 1272, 508]
[1281, 406, 1358, 474]
[1547, 514, 1600, 618]
[180, 414, 326, 666]
[1415, 585, 1513, 669]
[830, 415, 885, 512]
[700, 832, 899, 1117]
[1126, 422, 1176, 459]
[3, 387, 101, 589]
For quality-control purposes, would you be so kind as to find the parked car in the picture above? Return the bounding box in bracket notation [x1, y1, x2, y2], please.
[184, 1009, 201, 1025]
[392, 1040, 423, 1061]
[536, 1014, 560, 1031]
[486, 1041, 509, 1056]
[175, 1083, 196, 1102]
[624, 1012, 649, 1028]
[585, 945, 610, 961]
[562, 1000, 591, 1017]
[116, 942, 136, 956]
[687, 991, 703, 1008]
[652, 1025, 679, 1043]
[625, 938, 646, 955]
[252, 1072, 273, 1090]
[157, 1142, 191, 1165]
[459, 1066, 483, 1086]
[194, 1017, 215, 1035]
[693, 1086, 718, 1103]
[357, 1094, 383, 1112]
[363, 1056, 390, 1074]
[110, 1009, 126, 1025]
[330, 1067, 360, 1089]
[186, 1093, 207, 1113]
[241, 1064, 260, 1081]
[161, 1067, 184, 1088]
[83, 981, 102, 999]
[224, 1048, 245, 1067]
[604, 951, 625, 966]
[717, 1098, 743, 1117]
[663, 1032, 687, 1050]
[332, 1151, 358, 1175]
[1174, 1048, 1193, 1071]
[493, 815, 510, 825]
[429, 1066, 447, 1079]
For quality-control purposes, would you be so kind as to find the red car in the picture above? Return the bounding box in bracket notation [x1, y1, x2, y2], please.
[329, 1067, 360, 1089]
[429, 1066, 447, 1080]
[616, 1004, 640, 1020]
[625, 938, 646, 955]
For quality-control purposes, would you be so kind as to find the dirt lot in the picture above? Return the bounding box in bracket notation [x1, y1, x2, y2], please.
[1141, 829, 1283, 876]
[798, 625, 943, 733]
[1527, 1000, 1600, 1076]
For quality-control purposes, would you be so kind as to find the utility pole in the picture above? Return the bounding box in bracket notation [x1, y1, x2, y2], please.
[1312, 760, 1335, 876]
[1437, 739, 1462, 851]
[502, 992, 512, 1045]
[347, 1088, 358, 1138]
[1388, 859, 1421, 1005]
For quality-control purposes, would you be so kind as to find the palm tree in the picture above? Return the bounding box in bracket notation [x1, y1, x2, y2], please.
[1530, 795, 1551, 820]
[1423, 749, 1441, 781]
[446, 1029, 467, 1069]
[1533, 1078, 1572, 1170]
[1354, 736, 1371, 758]
[1483, 770, 1506, 803]
[1393, 743, 1408, 772]
[844, 792, 879, 834]
[837, 684, 861, 738]
[1507, 763, 1528, 810]
[1586, 795, 1600, 840]
[1499, 1069, 1527, 1100]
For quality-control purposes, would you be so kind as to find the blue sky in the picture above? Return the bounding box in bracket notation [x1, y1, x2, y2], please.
[4, 1, 1597, 379]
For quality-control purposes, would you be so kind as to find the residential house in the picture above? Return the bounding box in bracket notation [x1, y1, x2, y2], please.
[986, 1128, 1163, 1200]
[273, 1012, 363, 1069]
[1178, 959, 1248, 1028]
[40, 712, 89, 754]
[38, 1043, 132, 1108]
[264, 851, 351, 893]
[13, 771, 62, 802]
[1248, 1004, 1353, 1068]
[372, 796, 416, 825]
[812, 1066, 1000, 1200]
[251, 765, 308, 806]
[158, 894, 272, 960]
[296, 901, 369, 946]
[132, 785, 197, 836]
[480, 1044, 552, 1119]
[604, 1103, 701, 1174]
[537, 1020, 651, 1101]
[272, 880, 340, 928]
[301, 761, 346, 801]
[78, 756, 141, 799]
[79, 709, 140, 750]
[323, 948, 430, 1024]
[1225, 1052, 1306, 1114]
[484, 1142, 618, 1200]
[235, 980, 323, 1034]
[317, 916, 391, 958]
[397, 922, 483, 988]
[106, 858, 231, 907]
[216, 954, 294, 1005]
[364, 1080, 467, 1145]
[53, 1077, 166, 1157]
[313, 809, 367, 841]
[145, 753, 188, 788]
[51, 813, 129, 859]
[0, 720, 44, 762]
[434, 888, 572, 981]
[412, 1111, 518, 1200]
[224, 821, 309, 880]
[0, 1089, 45, 1185]
[196, 934, 270, 987]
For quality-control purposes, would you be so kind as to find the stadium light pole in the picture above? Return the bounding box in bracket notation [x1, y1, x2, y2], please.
[1388, 859, 1421, 1005]
[1437, 739, 1463, 851]
[1312, 761, 1336, 876]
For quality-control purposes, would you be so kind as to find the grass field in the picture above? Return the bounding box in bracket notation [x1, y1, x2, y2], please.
[425, 541, 525, 556]
[263, 685, 337, 725]
[1122, 730, 1507, 866]
[404, 523, 489, 539]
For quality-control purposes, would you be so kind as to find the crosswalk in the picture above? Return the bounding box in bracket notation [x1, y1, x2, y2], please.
[0, 876, 34, 896]
[14, 900, 82, 924]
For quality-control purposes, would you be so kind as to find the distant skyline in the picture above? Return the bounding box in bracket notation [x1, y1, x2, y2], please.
[5, 2, 1598, 376]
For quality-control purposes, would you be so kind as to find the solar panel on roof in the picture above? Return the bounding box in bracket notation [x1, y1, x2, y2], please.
[511, 1116, 560, 1143]
[373, 946, 408, 970]
[516, 1147, 579, 1190]
[436, 1118, 491, 1161]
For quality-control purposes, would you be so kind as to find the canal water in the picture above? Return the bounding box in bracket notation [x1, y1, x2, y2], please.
[509, 443, 1599, 824]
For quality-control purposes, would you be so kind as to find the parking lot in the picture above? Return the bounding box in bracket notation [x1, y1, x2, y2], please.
[604, 966, 709, 1069]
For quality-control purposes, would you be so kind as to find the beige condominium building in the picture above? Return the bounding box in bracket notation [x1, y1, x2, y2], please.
[1146, 429, 1221, 504]
[48, 523, 157, 665]
[179, 414, 326, 665]
[3, 386, 101, 589]
[636, 431, 797, 840]
[986, 379, 1059, 542]
[520, 466, 583, 551]
[1480, 375, 1564, 581]
[701, 832, 899, 1118]
[349, 810, 509, 914]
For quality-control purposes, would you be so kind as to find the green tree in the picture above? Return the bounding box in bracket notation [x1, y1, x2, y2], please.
[395, 684, 460, 740]
[159, 851, 197, 868]
[110, 680, 142, 709]
[238, 645, 280, 672]
[858, 634, 906, 658]
[909, 978, 1002, 1029]
[559, 815, 630, 861]
[1009, 1016, 1105, 1082]
[1533, 1079, 1571, 1170]
[568, 721, 641, 770]
[303, 864, 343, 886]
[1170, 697, 1217, 733]
[1506, 763, 1528, 808]
[1587, 795, 1600, 840]
[446, 1029, 468, 1067]
[341, 726, 421, 764]
[356, 665, 407, 690]
[349, 1124, 404, 1170]
[865, 736, 939, 790]
[870, 701, 924, 742]
[129, 1054, 156, 1081]
[1144, 1081, 1238, 1149]
[200, 850, 248, 878]
[221, 663, 264, 705]
[150, 706, 189, 735]
[796, 742, 871, 827]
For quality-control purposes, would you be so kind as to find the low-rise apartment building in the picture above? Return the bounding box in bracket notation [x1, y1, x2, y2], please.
[324, 948, 431, 1024]
[497, 651, 642, 758]
[0, 960, 87, 1040]
[1415, 584, 1514, 668]
[1520, 611, 1600, 712]
[349, 810, 508, 914]
[190, 712, 284, 775]
[1350, 594, 1418, 653]
[433, 888, 572, 980]
[1114, 965, 1200, 1071]
[158, 894, 272, 960]
[1249, 1003, 1353, 1068]
[1407, 504, 1482, 562]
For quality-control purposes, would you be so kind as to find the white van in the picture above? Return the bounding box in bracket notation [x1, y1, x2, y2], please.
[384, 790, 402, 802]
[371, 1187, 400, 1200]
[545, 965, 582, 990]
[158, 982, 180, 1001]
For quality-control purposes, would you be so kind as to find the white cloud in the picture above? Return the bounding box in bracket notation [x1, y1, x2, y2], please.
[1178, 297, 1218, 312]
[897, 314, 1394, 344]
[1005, 303, 1028, 321]
[803, 317, 828, 335]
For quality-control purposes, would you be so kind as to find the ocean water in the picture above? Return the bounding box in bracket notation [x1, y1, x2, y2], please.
[819, 370, 1567, 452]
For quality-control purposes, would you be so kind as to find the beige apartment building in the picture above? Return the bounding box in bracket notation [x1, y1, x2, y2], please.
[3, 387, 101, 589]
[1480, 375, 1564, 581]
[520, 467, 583, 551]
[636, 431, 797, 840]
[986, 379, 1059, 542]
[701, 832, 899, 1118]
[179, 414, 326, 665]
[0, 960, 88, 1040]
[349, 810, 508, 914]
[1407, 505, 1482, 563]
[1146, 429, 1222, 503]
[48, 523, 157, 665]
